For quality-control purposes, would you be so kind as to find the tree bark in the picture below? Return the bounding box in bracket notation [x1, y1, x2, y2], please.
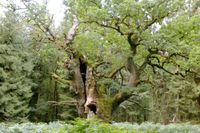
[68, 62, 113, 121]
[83, 66, 114, 121]
[126, 57, 140, 87]
[84, 67, 98, 118]
[70, 58, 86, 117]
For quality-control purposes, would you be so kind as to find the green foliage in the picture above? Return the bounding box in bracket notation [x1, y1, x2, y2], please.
[113, 122, 200, 133]
[29, 42, 77, 122]
[70, 118, 120, 133]
[0, 0, 200, 123]
[16, 1, 79, 122]
[0, 121, 71, 133]
[1, 119, 200, 133]
[0, 8, 34, 121]
[69, 0, 200, 123]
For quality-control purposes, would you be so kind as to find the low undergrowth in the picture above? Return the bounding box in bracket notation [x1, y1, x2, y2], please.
[0, 119, 200, 133]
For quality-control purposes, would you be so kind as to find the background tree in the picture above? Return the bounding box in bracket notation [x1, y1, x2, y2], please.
[0, 6, 34, 122]
[21, 1, 78, 122]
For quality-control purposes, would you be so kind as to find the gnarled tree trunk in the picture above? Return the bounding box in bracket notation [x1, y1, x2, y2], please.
[70, 58, 86, 117]
[84, 67, 98, 118]
[61, 15, 141, 121]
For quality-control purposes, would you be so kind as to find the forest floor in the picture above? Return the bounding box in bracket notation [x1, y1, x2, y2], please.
[0, 119, 200, 133]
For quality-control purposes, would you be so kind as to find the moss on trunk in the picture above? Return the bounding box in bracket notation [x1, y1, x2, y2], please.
[96, 96, 113, 122]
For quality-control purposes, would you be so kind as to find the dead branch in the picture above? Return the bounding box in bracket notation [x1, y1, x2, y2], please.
[64, 15, 79, 47]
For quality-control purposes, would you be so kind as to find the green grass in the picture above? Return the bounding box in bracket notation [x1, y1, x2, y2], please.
[0, 119, 200, 133]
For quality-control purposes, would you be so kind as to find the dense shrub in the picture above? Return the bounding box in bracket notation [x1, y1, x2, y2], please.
[0, 119, 200, 133]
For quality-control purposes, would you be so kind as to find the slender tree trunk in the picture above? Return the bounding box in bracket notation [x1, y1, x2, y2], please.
[53, 81, 58, 120]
